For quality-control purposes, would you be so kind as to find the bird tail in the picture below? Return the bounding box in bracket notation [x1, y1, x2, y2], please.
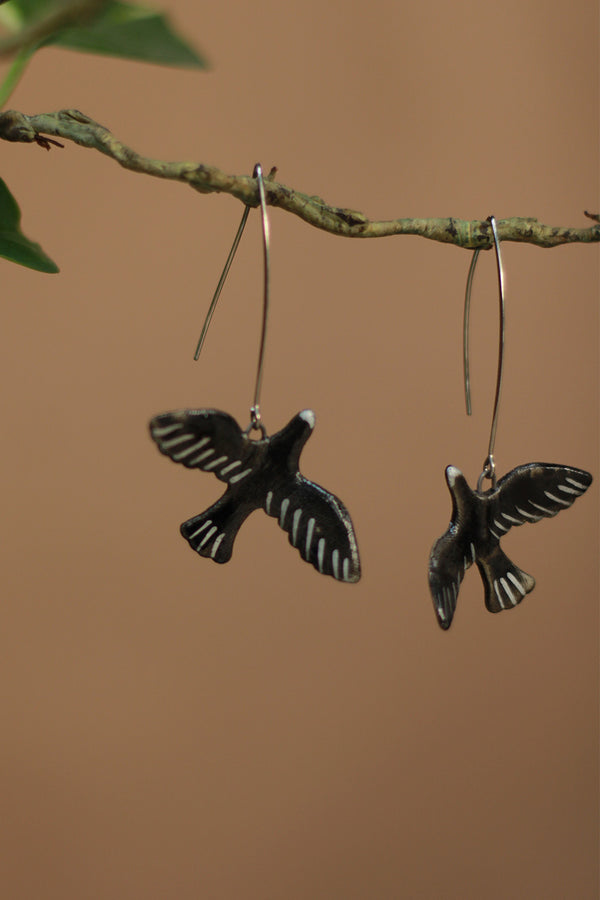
[476, 545, 535, 613]
[180, 495, 252, 564]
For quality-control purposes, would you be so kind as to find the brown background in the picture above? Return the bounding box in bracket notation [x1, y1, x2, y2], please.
[1, 1, 598, 898]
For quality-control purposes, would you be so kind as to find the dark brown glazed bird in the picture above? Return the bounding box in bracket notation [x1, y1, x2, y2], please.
[429, 463, 592, 629]
[150, 408, 361, 582]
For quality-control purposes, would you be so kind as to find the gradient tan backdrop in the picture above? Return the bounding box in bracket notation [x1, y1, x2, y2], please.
[1, 2, 598, 898]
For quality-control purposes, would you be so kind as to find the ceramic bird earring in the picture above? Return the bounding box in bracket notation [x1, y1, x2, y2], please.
[149, 165, 361, 583]
[428, 217, 592, 629]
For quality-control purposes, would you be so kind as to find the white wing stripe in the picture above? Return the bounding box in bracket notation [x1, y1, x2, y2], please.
[516, 505, 541, 521]
[500, 576, 517, 606]
[530, 501, 557, 516]
[332, 549, 340, 580]
[444, 587, 452, 615]
[544, 490, 571, 507]
[161, 433, 193, 449]
[507, 571, 526, 597]
[317, 538, 326, 573]
[265, 491, 273, 515]
[502, 512, 522, 525]
[152, 424, 181, 437]
[199, 526, 218, 547]
[203, 455, 228, 471]
[189, 448, 214, 464]
[279, 498, 290, 528]
[305, 518, 315, 557]
[343, 558, 350, 582]
[493, 580, 505, 609]
[566, 477, 587, 490]
[493, 518, 509, 533]
[188, 519, 212, 540]
[172, 437, 210, 460]
[558, 483, 580, 495]
[211, 533, 225, 558]
[292, 509, 302, 546]
[220, 460, 242, 475]
[229, 468, 252, 484]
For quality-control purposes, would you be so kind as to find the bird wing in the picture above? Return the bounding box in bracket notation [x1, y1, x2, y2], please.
[428, 527, 476, 630]
[149, 408, 260, 485]
[262, 475, 361, 582]
[485, 463, 592, 539]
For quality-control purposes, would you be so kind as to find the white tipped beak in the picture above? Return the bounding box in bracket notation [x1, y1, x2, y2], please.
[445, 465, 462, 487]
[299, 409, 316, 429]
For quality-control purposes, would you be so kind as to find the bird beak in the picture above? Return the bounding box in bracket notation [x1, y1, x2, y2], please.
[445, 465, 462, 487]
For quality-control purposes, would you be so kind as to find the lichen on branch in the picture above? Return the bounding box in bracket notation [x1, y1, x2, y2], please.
[1, 107, 598, 250]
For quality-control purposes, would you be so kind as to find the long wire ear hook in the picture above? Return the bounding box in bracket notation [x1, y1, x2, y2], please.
[462, 215, 506, 491]
[193, 163, 271, 437]
[193, 204, 251, 362]
[249, 162, 271, 435]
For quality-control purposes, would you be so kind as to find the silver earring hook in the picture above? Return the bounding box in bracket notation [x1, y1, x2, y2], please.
[193, 163, 271, 437]
[249, 162, 270, 435]
[462, 215, 506, 491]
[193, 204, 251, 362]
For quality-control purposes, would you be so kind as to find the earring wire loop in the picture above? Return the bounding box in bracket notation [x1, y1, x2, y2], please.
[462, 216, 506, 491]
[193, 163, 271, 436]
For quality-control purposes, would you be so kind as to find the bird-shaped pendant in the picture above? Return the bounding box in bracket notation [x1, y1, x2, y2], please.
[428, 463, 592, 629]
[149, 408, 361, 582]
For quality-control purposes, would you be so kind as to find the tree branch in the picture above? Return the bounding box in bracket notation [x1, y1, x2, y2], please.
[1, 108, 599, 250]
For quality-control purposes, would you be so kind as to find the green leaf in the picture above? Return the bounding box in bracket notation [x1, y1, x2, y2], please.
[0, 178, 59, 273]
[0, 0, 207, 68]
[55, 2, 207, 67]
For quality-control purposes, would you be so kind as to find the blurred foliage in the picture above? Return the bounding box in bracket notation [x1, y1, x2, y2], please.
[0, 0, 206, 67]
[0, 0, 206, 271]
[0, 177, 59, 271]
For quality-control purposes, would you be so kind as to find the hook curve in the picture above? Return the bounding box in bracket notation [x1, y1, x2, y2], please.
[462, 215, 506, 490]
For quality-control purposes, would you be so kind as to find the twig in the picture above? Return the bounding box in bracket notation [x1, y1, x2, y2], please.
[1, 108, 599, 250]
